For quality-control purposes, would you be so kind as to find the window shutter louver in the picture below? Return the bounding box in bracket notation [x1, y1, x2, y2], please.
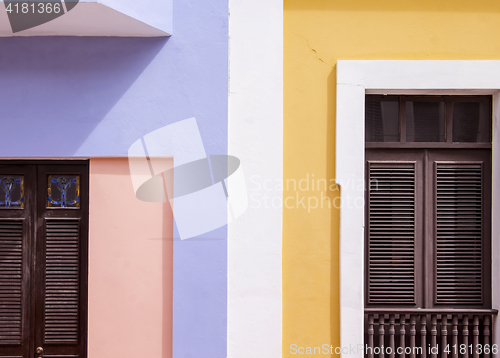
[367, 162, 416, 304]
[435, 162, 484, 305]
[44, 219, 81, 343]
[0, 220, 24, 345]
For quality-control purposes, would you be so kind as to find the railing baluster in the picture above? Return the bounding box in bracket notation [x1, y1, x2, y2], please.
[463, 316, 469, 358]
[389, 315, 395, 358]
[379, 315, 385, 358]
[483, 315, 491, 358]
[400, 315, 406, 358]
[451, 315, 458, 358]
[441, 315, 448, 358]
[421, 315, 427, 358]
[368, 314, 375, 358]
[409, 315, 416, 358]
[472, 316, 479, 358]
[431, 315, 437, 358]
[363, 310, 497, 358]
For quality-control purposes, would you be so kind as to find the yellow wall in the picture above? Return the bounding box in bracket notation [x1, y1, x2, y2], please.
[283, 0, 500, 356]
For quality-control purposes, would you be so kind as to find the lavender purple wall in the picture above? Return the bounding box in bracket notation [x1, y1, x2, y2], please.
[0, 1, 228, 357]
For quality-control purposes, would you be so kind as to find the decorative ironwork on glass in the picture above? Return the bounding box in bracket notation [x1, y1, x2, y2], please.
[0, 176, 24, 209]
[47, 175, 80, 208]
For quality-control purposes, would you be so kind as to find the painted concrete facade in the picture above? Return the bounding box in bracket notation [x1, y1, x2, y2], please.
[228, 0, 283, 356]
[0, 0, 229, 357]
[89, 158, 173, 358]
[0, 0, 172, 36]
[8, 1, 500, 357]
[284, 1, 500, 357]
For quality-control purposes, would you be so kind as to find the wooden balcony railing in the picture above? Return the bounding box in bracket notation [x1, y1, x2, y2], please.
[364, 309, 498, 358]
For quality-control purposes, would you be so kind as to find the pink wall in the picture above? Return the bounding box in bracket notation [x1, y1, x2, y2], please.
[88, 158, 173, 358]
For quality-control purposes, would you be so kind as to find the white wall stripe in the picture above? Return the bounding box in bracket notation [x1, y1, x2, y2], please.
[228, 0, 283, 357]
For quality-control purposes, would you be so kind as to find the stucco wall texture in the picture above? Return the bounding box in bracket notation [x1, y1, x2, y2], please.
[0, 0, 229, 357]
[89, 158, 173, 358]
[284, 0, 500, 356]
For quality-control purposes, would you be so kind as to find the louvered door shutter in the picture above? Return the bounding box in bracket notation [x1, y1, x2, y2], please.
[34, 164, 88, 358]
[434, 160, 490, 306]
[367, 161, 417, 305]
[0, 165, 34, 358]
[0, 220, 24, 343]
[43, 219, 81, 343]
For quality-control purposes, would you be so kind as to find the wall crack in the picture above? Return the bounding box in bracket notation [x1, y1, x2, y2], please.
[290, 31, 334, 69]
[306, 40, 333, 68]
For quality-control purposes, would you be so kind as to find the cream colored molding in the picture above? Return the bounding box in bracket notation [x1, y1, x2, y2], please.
[336, 60, 500, 358]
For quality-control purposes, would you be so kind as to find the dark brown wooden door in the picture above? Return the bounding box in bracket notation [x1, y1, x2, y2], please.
[0, 161, 88, 358]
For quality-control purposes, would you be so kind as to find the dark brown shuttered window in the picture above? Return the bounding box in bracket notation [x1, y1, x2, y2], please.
[0, 161, 88, 358]
[367, 161, 417, 305]
[434, 162, 485, 305]
[365, 96, 492, 309]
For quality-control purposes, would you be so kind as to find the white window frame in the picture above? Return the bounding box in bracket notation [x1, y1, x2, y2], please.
[336, 60, 500, 358]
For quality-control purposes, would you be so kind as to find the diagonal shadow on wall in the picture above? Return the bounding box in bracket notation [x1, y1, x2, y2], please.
[0, 36, 167, 157]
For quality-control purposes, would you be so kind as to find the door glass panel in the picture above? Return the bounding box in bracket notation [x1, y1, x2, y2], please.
[452, 99, 491, 142]
[0, 176, 24, 209]
[47, 175, 80, 208]
[365, 97, 399, 142]
[406, 99, 446, 142]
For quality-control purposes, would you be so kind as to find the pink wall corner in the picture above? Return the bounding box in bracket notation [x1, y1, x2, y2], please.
[88, 158, 173, 358]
